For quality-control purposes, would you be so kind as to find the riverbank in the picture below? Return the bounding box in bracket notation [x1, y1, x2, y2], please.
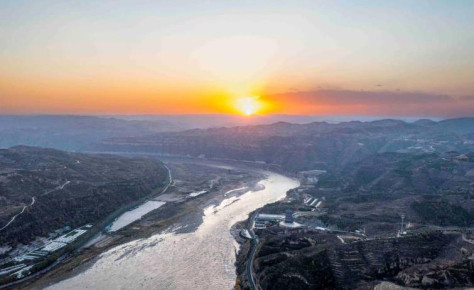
[13, 161, 269, 289]
[39, 169, 297, 289]
[0, 156, 170, 289]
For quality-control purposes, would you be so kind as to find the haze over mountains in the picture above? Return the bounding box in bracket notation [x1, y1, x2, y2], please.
[0, 115, 473, 288]
[0, 115, 183, 151]
[98, 117, 474, 171]
[1, 0, 473, 288]
[0, 115, 438, 152]
[1, 115, 469, 169]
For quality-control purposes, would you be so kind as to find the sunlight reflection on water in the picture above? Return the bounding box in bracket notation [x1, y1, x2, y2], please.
[48, 172, 299, 290]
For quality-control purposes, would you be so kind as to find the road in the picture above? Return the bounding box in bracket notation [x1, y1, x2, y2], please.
[246, 211, 260, 290]
[0, 254, 67, 289]
[0, 197, 35, 231]
[1, 179, 71, 231]
[42, 180, 70, 196]
[159, 164, 172, 194]
[2, 167, 173, 286]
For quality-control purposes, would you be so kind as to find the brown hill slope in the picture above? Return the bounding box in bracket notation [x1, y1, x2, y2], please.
[0, 146, 168, 246]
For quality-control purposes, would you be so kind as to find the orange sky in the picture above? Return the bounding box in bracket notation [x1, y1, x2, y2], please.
[0, 1, 473, 117]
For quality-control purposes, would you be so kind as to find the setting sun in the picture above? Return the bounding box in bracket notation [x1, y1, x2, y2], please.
[235, 96, 262, 116]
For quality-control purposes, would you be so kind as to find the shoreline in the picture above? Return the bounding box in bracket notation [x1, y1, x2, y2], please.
[0, 160, 171, 290]
[42, 171, 298, 289]
[15, 161, 268, 289]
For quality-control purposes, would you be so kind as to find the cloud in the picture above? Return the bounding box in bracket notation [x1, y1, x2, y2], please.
[268, 89, 474, 117]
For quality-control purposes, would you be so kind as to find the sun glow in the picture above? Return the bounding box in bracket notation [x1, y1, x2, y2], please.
[235, 96, 262, 116]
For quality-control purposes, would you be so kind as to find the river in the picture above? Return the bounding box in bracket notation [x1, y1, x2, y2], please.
[48, 171, 299, 290]
[108, 201, 166, 232]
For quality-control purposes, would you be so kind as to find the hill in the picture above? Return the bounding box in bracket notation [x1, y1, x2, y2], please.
[0, 115, 183, 151]
[96, 118, 474, 171]
[0, 146, 168, 246]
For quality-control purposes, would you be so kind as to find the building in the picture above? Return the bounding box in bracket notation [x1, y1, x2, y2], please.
[285, 209, 294, 223]
[256, 213, 285, 221]
[254, 213, 285, 229]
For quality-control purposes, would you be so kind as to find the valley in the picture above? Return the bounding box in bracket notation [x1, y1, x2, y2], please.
[95, 118, 474, 171]
[2, 2, 473, 288]
[3, 157, 269, 289]
[1, 118, 473, 289]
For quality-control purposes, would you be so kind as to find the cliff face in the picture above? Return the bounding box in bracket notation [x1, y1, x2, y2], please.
[0, 146, 168, 246]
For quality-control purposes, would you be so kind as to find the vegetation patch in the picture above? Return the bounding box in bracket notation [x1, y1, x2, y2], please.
[412, 199, 474, 227]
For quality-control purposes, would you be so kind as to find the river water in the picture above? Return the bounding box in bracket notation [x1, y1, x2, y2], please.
[109, 201, 166, 232]
[48, 172, 299, 290]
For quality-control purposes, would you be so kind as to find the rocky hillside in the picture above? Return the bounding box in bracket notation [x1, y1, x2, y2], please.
[339, 151, 474, 194]
[240, 228, 473, 289]
[0, 146, 168, 246]
[308, 152, 474, 231]
[234, 151, 474, 289]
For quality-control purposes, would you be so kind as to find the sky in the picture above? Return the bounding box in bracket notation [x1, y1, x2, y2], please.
[0, 0, 473, 117]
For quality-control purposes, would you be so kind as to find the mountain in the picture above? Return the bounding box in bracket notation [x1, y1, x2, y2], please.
[311, 151, 474, 228]
[0, 146, 168, 246]
[0, 115, 430, 153]
[437, 118, 474, 134]
[96, 118, 474, 171]
[0, 115, 184, 151]
[339, 151, 474, 194]
[240, 230, 472, 289]
[235, 152, 474, 290]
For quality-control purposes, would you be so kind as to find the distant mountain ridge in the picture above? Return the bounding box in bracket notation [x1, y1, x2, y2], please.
[0, 115, 184, 151]
[0, 115, 450, 152]
[97, 118, 474, 171]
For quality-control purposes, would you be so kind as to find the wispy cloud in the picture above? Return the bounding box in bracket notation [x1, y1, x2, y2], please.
[269, 90, 473, 117]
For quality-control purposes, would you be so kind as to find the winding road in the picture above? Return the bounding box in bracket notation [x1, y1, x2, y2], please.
[0, 180, 70, 232]
[0, 197, 35, 232]
[247, 211, 260, 290]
